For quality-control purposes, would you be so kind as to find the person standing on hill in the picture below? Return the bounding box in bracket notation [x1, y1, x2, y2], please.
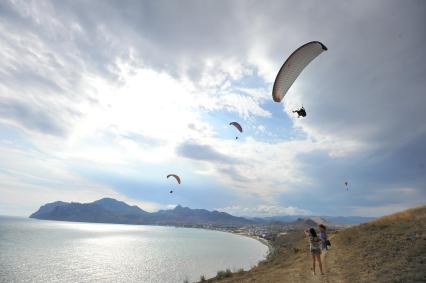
[305, 228, 324, 275]
[318, 224, 329, 251]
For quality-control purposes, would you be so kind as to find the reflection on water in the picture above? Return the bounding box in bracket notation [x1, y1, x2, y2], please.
[0, 217, 267, 282]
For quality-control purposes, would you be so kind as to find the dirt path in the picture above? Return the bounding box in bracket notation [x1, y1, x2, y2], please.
[215, 237, 345, 283]
[297, 237, 345, 283]
[214, 233, 349, 283]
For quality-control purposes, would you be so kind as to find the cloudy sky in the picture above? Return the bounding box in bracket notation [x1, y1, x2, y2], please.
[1, 0, 425, 217]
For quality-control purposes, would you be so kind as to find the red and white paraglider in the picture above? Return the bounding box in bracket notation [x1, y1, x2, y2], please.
[167, 174, 181, 194]
[229, 122, 243, 139]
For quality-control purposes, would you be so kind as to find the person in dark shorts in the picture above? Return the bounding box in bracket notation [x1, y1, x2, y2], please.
[305, 228, 324, 275]
[318, 224, 329, 251]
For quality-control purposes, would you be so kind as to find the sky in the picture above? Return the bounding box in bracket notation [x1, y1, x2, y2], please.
[0, 0, 425, 217]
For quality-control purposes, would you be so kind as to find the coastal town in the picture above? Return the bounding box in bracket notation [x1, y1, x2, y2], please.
[180, 217, 334, 242]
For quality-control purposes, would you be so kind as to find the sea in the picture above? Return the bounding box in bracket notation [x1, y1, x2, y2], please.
[0, 216, 268, 283]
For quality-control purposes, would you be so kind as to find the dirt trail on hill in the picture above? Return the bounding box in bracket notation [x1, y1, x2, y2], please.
[213, 233, 345, 283]
[285, 239, 344, 283]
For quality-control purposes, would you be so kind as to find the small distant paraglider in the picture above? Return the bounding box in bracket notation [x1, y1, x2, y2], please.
[229, 122, 243, 139]
[344, 181, 350, 191]
[272, 41, 328, 118]
[167, 174, 181, 194]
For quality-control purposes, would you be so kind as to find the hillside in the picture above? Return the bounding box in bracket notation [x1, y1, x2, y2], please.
[262, 215, 373, 225]
[207, 205, 426, 283]
[326, 205, 426, 282]
[152, 205, 253, 226]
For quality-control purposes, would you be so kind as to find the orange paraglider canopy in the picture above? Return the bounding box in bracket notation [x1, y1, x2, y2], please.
[167, 174, 181, 184]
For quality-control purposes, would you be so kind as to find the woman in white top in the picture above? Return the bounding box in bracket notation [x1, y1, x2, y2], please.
[305, 228, 324, 275]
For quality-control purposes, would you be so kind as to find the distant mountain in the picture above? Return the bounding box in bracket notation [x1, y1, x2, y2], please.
[152, 205, 253, 226]
[262, 215, 374, 225]
[29, 201, 69, 219]
[322, 215, 375, 225]
[261, 215, 301, 223]
[289, 218, 320, 230]
[30, 198, 373, 227]
[93, 198, 148, 217]
[30, 198, 254, 226]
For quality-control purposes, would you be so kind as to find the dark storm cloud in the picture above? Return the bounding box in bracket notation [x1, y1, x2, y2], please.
[286, 137, 426, 216]
[42, 0, 249, 80]
[176, 141, 237, 164]
[176, 141, 248, 187]
[270, 0, 426, 147]
[0, 99, 68, 136]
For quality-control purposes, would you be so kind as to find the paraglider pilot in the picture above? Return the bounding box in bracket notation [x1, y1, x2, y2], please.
[293, 107, 306, 118]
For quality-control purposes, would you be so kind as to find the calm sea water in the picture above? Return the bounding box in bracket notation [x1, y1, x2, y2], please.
[0, 216, 267, 283]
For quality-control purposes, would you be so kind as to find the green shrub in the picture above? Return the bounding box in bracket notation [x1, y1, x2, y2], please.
[216, 268, 233, 279]
[216, 270, 226, 279]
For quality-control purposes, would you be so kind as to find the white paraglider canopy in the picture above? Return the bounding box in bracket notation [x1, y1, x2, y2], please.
[272, 41, 327, 103]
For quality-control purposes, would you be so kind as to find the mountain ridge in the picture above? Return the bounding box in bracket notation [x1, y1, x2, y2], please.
[30, 198, 372, 226]
[30, 198, 255, 226]
[261, 214, 373, 225]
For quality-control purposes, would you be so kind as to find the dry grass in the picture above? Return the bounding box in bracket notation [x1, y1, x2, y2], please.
[329, 205, 426, 283]
[205, 230, 316, 283]
[203, 205, 426, 283]
[372, 204, 426, 223]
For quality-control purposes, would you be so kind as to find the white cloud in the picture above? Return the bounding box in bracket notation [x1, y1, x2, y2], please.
[218, 204, 311, 217]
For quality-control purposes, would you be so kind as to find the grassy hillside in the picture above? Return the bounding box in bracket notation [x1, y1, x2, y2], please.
[204, 205, 426, 283]
[328, 205, 426, 283]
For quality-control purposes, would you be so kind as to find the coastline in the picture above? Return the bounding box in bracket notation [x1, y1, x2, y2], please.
[195, 229, 273, 278]
[197, 231, 274, 282]
[231, 232, 274, 257]
[200, 230, 307, 283]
